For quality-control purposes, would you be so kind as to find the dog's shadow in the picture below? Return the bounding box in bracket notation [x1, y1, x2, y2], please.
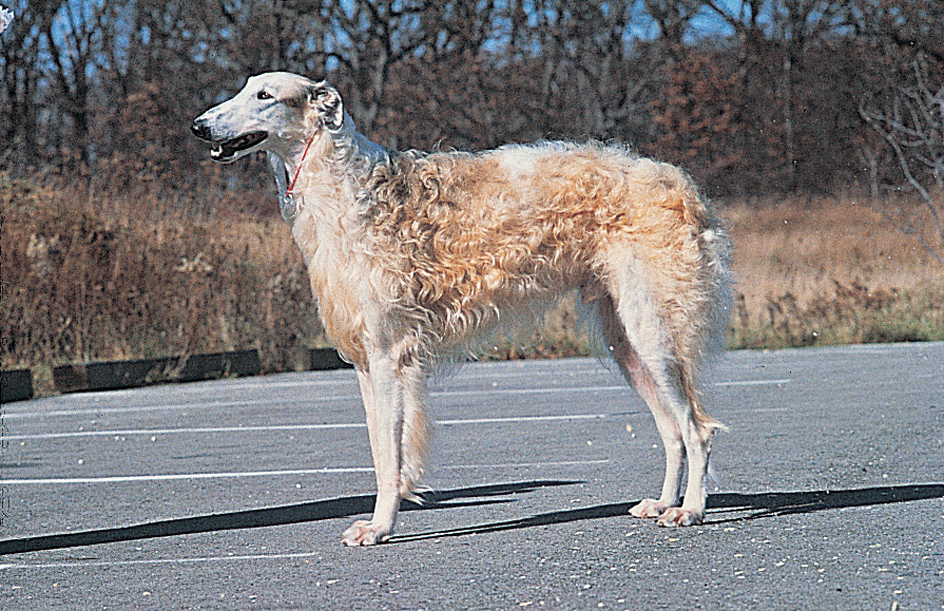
[390, 482, 944, 542]
[2, 481, 941, 555]
[0, 480, 566, 555]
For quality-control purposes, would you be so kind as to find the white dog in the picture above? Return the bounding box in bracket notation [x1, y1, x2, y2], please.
[192, 72, 732, 546]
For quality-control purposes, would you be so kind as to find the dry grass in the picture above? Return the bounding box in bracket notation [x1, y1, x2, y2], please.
[2, 175, 941, 395]
[726, 194, 944, 348]
[1, 174, 327, 393]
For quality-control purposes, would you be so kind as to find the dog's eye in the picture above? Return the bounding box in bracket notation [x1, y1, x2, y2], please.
[257, 90, 272, 101]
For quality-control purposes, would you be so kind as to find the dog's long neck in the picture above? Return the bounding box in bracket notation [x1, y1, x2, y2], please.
[270, 114, 386, 225]
[268, 116, 387, 367]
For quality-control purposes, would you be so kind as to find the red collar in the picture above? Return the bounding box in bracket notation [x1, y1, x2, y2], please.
[287, 132, 318, 196]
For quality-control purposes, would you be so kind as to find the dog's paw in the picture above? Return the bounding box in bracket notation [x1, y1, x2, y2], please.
[341, 520, 392, 546]
[656, 507, 704, 527]
[629, 498, 670, 519]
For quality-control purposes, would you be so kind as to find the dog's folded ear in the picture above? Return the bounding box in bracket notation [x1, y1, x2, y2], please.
[310, 83, 344, 131]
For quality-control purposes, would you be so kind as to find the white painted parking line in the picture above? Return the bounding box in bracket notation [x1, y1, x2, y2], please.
[4, 413, 611, 441]
[433, 385, 625, 397]
[5, 422, 365, 441]
[714, 379, 791, 387]
[0, 467, 374, 485]
[0, 459, 609, 486]
[5, 386, 618, 420]
[438, 413, 608, 425]
[4, 379, 789, 420]
[443, 459, 609, 470]
[0, 551, 320, 570]
[179, 376, 356, 391]
[2, 396, 360, 420]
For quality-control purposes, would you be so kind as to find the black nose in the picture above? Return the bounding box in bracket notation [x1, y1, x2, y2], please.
[191, 119, 212, 141]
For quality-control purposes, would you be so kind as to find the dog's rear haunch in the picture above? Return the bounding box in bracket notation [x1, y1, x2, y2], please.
[193, 72, 732, 546]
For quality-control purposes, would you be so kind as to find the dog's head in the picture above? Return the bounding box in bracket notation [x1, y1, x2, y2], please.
[191, 72, 345, 164]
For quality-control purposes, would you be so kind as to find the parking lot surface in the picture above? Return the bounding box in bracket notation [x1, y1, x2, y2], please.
[1, 343, 942, 610]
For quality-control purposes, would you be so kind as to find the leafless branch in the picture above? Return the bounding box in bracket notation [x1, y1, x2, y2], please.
[859, 57, 944, 263]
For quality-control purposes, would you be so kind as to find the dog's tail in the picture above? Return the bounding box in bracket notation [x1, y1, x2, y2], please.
[698, 216, 734, 359]
[673, 180, 732, 439]
[680, 358, 728, 439]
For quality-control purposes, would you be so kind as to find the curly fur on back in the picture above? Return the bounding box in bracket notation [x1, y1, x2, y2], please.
[295, 140, 729, 369]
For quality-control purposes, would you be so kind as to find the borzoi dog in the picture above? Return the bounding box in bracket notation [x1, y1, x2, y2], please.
[192, 72, 732, 546]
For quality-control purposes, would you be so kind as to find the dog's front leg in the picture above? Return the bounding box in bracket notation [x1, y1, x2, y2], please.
[342, 351, 404, 546]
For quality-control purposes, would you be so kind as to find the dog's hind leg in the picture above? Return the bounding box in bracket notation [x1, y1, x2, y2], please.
[599, 280, 715, 527]
[598, 295, 683, 518]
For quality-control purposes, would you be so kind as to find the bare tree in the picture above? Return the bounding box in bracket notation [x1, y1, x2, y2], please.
[846, 0, 944, 64]
[860, 56, 944, 263]
[308, 0, 450, 139]
[769, 0, 848, 188]
[493, 0, 655, 142]
[0, 0, 55, 169]
[39, 0, 112, 166]
[3, 0, 937, 201]
[643, 0, 702, 62]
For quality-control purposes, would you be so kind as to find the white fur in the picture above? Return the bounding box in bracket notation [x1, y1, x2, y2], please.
[193, 72, 732, 546]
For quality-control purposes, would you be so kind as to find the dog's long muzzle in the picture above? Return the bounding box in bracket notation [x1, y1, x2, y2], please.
[190, 118, 268, 163]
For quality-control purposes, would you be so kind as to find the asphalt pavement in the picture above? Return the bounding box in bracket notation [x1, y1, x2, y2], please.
[1, 342, 942, 610]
